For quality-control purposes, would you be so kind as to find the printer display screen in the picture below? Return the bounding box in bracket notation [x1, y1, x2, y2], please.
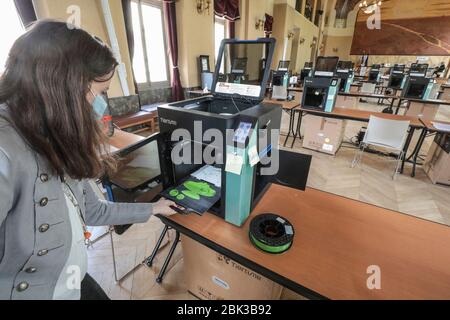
[233, 122, 253, 144]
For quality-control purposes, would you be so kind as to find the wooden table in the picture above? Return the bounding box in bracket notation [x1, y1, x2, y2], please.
[287, 87, 400, 111]
[160, 184, 450, 300]
[408, 119, 450, 177]
[292, 107, 424, 176]
[395, 97, 450, 117]
[106, 129, 145, 153]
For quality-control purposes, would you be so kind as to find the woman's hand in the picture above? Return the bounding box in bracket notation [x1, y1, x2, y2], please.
[153, 198, 179, 217]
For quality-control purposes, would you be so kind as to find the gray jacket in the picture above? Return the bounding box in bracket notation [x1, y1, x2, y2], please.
[0, 106, 153, 300]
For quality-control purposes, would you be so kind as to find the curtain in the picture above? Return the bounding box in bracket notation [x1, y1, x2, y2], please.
[264, 14, 273, 36]
[227, 20, 236, 39]
[214, 0, 240, 21]
[163, 0, 184, 102]
[121, 0, 140, 98]
[14, 0, 37, 28]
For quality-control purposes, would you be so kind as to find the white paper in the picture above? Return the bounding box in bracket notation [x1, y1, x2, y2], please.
[225, 153, 244, 175]
[322, 144, 334, 152]
[248, 146, 260, 167]
[432, 122, 450, 132]
[215, 82, 261, 97]
[191, 165, 222, 187]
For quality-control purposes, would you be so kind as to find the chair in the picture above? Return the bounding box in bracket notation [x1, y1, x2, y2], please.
[101, 133, 179, 282]
[351, 116, 411, 179]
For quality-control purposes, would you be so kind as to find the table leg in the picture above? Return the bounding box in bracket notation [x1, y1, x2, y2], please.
[283, 108, 296, 147]
[395, 98, 403, 115]
[156, 230, 180, 284]
[388, 98, 395, 113]
[411, 128, 428, 178]
[291, 110, 303, 149]
[145, 225, 170, 268]
[400, 127, 415, 174]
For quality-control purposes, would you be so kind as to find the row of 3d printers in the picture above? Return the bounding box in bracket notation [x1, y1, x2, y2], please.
[271, 56, 356, 105]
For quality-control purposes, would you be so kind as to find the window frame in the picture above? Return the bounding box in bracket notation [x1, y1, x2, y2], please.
[133, 0, 171, 90]
[0, 2, 25, 75]
[214, 16, 226, 74]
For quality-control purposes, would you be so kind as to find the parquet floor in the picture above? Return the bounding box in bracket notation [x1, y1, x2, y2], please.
[86, 97, 450, 300]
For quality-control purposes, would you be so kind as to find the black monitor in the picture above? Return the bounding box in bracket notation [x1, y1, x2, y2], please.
[314, 56, 339, 77]
[337, 61, 354, 72]
[272, 72, 286, 86]
[409, 63, 428, 77]
[392, 64, 405, 74]
[300, 69, 310, 81]
[278, 60, 290, 71]
[371, 64, 381, 71]
[231, 57, 248, 74]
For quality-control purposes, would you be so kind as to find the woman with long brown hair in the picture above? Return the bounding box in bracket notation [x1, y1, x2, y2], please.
[0, 20, 176, 300]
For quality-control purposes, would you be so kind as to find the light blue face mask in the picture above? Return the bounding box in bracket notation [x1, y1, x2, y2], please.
[89, 88, 108, 119]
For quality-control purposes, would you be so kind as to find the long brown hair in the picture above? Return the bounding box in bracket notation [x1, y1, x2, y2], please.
[0, 20, 118, 179]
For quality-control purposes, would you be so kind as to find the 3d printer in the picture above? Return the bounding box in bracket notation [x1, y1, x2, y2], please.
[368, 64, 381, 83]
[227, 57, 248, 84]
[271, 60, 291, 100]
[156, 38, 310, 227]
[388, 64, 406, 90]
[302, 56, 341, 113]
[300, 62, 313, 83]
[335, 60, 355, 92]
[402, 63, 434, 100]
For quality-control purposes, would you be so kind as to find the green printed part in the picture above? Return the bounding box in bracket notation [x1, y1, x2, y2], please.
[183, 180, 216, 197]
[176, 194, 185, 201]
[182, 190, 201, 200]
[250, 234, 292, 254]
[169, 190, 179, 197]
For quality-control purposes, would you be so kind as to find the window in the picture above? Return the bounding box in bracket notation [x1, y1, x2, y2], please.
[131, 0, 169, 87]
[214, 17, 226, 74]
[0, 1, 25, 74]
[295, 0, 303, 13]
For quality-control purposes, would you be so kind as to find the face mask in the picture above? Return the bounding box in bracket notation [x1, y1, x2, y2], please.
[89, 88, 108, 119]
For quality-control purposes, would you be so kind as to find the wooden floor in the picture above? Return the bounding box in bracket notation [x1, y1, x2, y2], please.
[87, 98, 450, 300]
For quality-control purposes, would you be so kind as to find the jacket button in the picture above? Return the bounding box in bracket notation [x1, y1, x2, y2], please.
[17, 282, 29, 292]
[37, 249, 48, 256]
[25, 267, 37, 274]
[39, 198, 49, 207]
[39, 224, 50, 233]
[40, 174, 49, 182]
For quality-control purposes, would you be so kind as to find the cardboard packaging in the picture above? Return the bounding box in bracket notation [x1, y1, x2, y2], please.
[405, 101, 439, 121]
[181, 235, 283, 300]
[441, 87, 450, 101]
[350, 85, 359, 93]
[423, 135, 450, 186]
[302, 115, 345, 155]
[336, 95, 357, 109]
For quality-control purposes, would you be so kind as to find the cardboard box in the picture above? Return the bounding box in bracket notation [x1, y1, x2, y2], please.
[181, 235, 283, 300]
[336, 95, 357, 109]
[405, 101, 439, 121]
[423, 139, 450, 186]
[350, 85, 359, 93]
[441, 87, 450, 101]
[302, 115, 345, 155]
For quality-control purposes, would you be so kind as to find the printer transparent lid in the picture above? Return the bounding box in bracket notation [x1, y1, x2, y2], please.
[211, 38, 276, 102]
